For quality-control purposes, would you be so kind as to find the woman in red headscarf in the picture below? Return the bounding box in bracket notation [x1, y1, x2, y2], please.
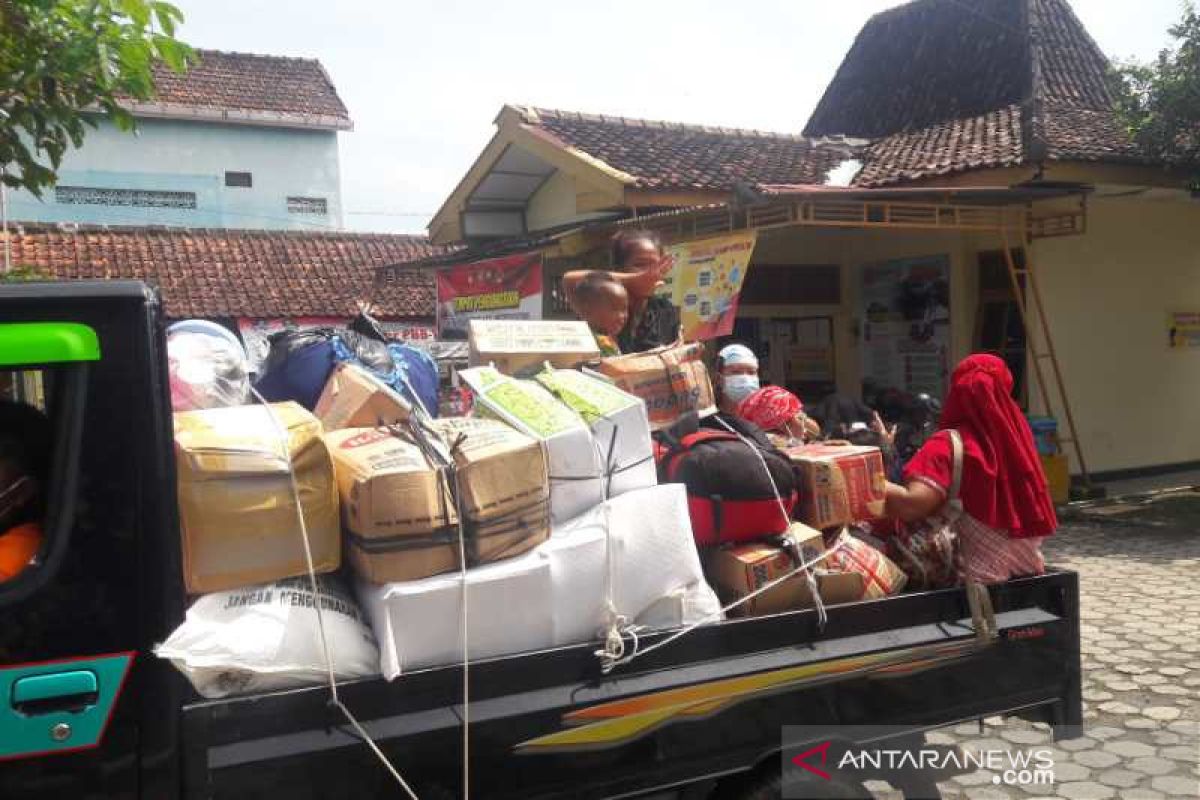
[883, 354, 1057, 584]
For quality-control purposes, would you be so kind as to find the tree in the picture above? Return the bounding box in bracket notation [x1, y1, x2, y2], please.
[1109, 3, 1200, 175]
[0, 0, 192, 197]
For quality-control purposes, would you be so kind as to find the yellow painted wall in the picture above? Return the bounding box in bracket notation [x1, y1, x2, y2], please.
[1029, 195, 1200, 474]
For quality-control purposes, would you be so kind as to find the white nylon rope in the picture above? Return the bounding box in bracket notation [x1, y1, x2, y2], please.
[253, 390, 419, 799]
[597, 416, 843, 673]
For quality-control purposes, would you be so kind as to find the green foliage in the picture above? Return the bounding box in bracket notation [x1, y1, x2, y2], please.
[1109, 3, 1200, 169]
[0, 0, 193, 196]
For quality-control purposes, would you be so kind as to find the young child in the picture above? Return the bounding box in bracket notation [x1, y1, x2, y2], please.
[571, 270, 630, 356]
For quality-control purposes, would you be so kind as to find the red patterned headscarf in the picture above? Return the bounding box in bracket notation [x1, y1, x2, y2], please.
[736, 386, 803, 432]
[906, 354, 1057, 539]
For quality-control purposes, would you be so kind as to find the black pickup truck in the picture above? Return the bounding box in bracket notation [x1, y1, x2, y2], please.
[0, 281, 1082, 799]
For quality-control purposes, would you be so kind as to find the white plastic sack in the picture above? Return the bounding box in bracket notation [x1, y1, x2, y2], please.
[168, 330, 251, 411]
[156, 576, 380, 699]
[635, 580, 724, 630]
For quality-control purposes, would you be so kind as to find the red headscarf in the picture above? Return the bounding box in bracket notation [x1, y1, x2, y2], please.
[903, 354, 1057, 539]
[736, 386, 802, 432]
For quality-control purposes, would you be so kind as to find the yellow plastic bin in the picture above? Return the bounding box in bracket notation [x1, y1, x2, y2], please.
[1041, 453, 1070, 505]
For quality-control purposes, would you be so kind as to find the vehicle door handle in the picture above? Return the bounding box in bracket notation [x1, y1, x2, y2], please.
[11, 670, 99, 715]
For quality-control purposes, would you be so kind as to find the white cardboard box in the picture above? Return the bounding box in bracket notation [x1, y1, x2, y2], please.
[467, 319, 600, 377]
[459, 366, 604, 525]
[535, 368, 657, 499]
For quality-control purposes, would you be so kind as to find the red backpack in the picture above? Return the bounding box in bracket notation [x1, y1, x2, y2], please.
[654, 419, 798, 547]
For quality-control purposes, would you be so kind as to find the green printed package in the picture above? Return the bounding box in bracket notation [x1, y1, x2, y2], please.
[459, 366, 603, 524]
[536, 368, 657, 499]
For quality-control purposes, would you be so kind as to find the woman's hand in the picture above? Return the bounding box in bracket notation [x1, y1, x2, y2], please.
[625, 252, 675, 298]
[884, 480, 945, 522]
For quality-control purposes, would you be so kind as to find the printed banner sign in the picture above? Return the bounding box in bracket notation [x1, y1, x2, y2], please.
[656, 231, 757, 341]
[436, 252, 543, 338]
[1167, 311, 1200, 349]
[859, 254, 951, 398]
[236, 317, 436, 373]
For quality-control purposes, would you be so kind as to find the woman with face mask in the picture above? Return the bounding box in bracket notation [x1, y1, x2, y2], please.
[715, 343, 762, 413]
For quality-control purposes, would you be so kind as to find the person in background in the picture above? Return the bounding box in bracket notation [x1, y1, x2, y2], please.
[734, 385, 820, 445]
[808, 392, 876, 439]
[882, 354, 1057, 584]
[562, 229, 680, 353]
[568, 271, 629, 356]
[0, 401, 51, 582]
[715, 343, 761, 413]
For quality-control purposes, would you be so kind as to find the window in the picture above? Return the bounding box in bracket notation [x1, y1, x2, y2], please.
[55, 186, 197, 210]
[287, 196, 328, 215]
[225, 171, 253, 188]
[740, 264, 841, 306]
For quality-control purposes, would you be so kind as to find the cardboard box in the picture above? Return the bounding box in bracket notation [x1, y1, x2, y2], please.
[707, 541, 864, 618]
[787, 443, 887, 529]
[428, 416, 551, 550]
[535, 367, 657, 498]
[459, 367, 604, 524]
[595, 342, 716, 431]
[314, 362, 411, 432]
[174, 402, 340, 594]
[325, 426, 459, 583]
[824, 529, 907, 600]
[467, 319, 600, 377]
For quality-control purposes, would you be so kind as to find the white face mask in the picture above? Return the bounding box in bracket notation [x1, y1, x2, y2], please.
[722, 374, 760, 403]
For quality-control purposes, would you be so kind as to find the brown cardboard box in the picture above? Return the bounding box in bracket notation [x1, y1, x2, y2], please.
[325, 426, 458, 583]
[429, 417, 551, 565]
[595, 342, 716, 431]
[467, 319, 600, 376]
[707, 541, 864, 617]
[314, 362, 411, 431]
[786, 443, 887, 530]
[174, 402, 341, 594]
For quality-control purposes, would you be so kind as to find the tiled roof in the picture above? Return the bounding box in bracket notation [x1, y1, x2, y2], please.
[514, 106, 849, 191]
[4, 225, 439, 319]
[804, 0, 1149, 186]
[855, 105, 1027, 187]
[128, 49, 352, 130]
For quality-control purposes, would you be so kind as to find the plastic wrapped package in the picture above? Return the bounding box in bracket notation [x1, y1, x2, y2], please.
[167, 330, 251, 412]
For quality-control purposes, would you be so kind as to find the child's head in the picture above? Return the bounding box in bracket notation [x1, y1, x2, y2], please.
[573, 271, 629, 337]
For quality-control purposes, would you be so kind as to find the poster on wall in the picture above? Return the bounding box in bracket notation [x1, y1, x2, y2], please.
[436, 252, 543, 338]
[236, 317, 437, 374]
[860, 254, 951, 398]
[1167, 311, 1200, 349]
[655, 231, 757, 341]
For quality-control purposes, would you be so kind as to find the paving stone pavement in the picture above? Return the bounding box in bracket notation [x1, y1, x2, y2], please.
[876, 492, 1200, 799]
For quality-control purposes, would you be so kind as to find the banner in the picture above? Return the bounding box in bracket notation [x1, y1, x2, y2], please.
[436, 252, 543, 338]
[656, 231, 757, 341]
[859, 254, 951, 398]
[236, 317, 436, 373]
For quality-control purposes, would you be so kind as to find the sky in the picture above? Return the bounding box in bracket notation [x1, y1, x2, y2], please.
[171, 0, 1188, 236]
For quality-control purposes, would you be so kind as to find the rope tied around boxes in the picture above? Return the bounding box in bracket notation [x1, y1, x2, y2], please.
[252, 389, 422, 800]
[596, 416, 844, 673]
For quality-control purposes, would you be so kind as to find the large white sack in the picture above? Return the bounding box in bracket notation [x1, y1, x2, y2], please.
[363, 484, 709, 678]
[635, 581, 724, 630]
[359, 548, 553, 679]
[155, 576, 380, 699]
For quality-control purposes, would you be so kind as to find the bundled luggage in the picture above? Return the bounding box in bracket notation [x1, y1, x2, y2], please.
[654, 415, 797, 546]
[596, 341, 716, 431]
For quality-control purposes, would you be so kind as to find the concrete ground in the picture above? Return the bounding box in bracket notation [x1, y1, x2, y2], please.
[870, 489, 1200, 800]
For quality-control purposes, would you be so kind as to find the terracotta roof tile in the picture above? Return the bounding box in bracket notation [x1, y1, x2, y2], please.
[4, 225, 439, 320]
[130, 49, 351, 128]
[515, 106, 849, 191]
[807, 0, 1148, 186]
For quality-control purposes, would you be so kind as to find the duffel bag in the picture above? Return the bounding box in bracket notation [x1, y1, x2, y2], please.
[253, 329, 339, 411]
[655, 417, 798, 547]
